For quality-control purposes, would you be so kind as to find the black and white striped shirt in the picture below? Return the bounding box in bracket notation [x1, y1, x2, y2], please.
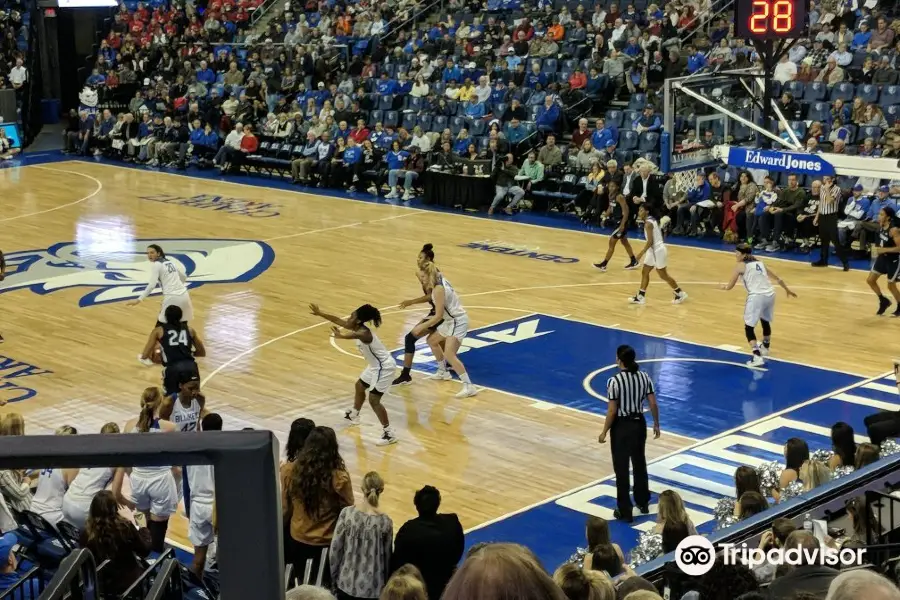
[606, 370, 655, 417]
[818, 183, 841, 215]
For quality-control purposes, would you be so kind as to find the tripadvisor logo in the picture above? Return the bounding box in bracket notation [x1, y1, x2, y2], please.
[674, 535, 865, 577]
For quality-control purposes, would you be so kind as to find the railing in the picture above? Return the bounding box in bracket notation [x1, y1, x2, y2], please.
[250, 0, 280, 26]
[144, 558, 183, 600]
[379, 0, 444, 44]
[677, 0, 735, 45]
[0, 565, 42, 600]
[38, 549, 101, 600]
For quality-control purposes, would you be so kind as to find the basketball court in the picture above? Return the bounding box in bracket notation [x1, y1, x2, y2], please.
[0, 158, 894, 566]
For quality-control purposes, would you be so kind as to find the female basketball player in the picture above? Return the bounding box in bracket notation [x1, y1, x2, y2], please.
[593, 194, 638, 272]
[394, 243, 444, 386]
[867, 206, 900, 316]
[720, 244, 796, 367]
[631, 204, 688, 305]
[309, 303, 398, 446]
[119, 386, 179, 552]
[127, 244, 194, 333]
[139, 305, 207, 395]
[413, 263, 478, 398]
[31, 426, 79, 524]
[61, 425, 124, 528]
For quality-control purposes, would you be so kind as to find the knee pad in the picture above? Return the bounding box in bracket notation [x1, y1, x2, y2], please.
[404, 331, 418, 354]
[744, 325, 757, 342]
[761, 320, 772, 337]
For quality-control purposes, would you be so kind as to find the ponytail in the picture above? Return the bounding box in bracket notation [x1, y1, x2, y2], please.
[420, 243, 435, 262]
[362, 471, 385, 508]
[616, 345, 639, 373]
[421, 261, 440, 286]
[137, 387, 162, 432]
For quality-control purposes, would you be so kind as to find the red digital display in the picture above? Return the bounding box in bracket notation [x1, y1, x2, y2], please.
[735, 0, 807, 39]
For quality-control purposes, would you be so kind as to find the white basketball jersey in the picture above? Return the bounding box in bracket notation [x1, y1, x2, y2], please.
[152, 259, 188, 296]
[647, 217, 666, 252]
[187, 464, 215, 505]
[66, 467, 114, 503]
[356, 330, 398, 371]
[437, 274, 466, 320]
[31, 468, 68, 522]
[171, 396, 202, 432]
[742, 260, 775, 296]
[131, 420, 171, 477]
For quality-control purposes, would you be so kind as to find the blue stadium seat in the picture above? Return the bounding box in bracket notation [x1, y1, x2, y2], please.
[858, 126, 882, 141]
[562, 59, 579, 72]
[857, 84, 879, 104]
[605, 109, 623, 128]
[804, 82, 827, 102]
[618, 130, 639, 151]
[432, 115, 448, 132]
[450, 116, 465, 135]
[830, 82, 855, 102]
[384, 111, 399, 128]
[447, 100, 459, 116]
[408, 96, 424, 111]
[379, 95, 394, 111]
[478, 136, 490, 151]
[495, 103, 508, 118]
[627, 93, 648, 111]
[638, 132, 659, 152]
[789, 121, 807, 139]
[885, 105, 900, 125]
[402, 113, 416, 130]
[614, 149, 633, 164]
[418, 114, 433, 131]
[881, 86, 900, 107]
[783, 81, 805, 99]
[642, 152, 660, 165]
[542, 58, 558, 74]
[528, 58, 543, 71]
[368, 109, 383, 127]
[622, 110, 640, 129]
[807, 101, 831, 123]
[469, 119, 486, 136]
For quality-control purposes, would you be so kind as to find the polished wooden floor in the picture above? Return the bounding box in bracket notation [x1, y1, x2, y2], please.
[0, 161, 891, 549]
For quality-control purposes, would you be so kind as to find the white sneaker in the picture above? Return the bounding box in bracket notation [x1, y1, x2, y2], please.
[402, 191, 414, 201]
[427, 369, 452, 380]
[367, 185, 378, 195]
[672, 291, 688, 304]
[455, 384, 479, 398]
[137, 354, 154, 367]
[385, 190, 399, 199]
[376, 428, 398, 446]
[759, 345, 770, 357]
[746, 355, 765, 368]
[344, 409, 361, 426]
[629, 295, 646, 305]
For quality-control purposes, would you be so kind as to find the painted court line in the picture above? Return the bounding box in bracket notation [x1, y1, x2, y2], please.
[464, 370, 891, 533]
[263, 213, 418, 242]
[1, 166, 103, 222]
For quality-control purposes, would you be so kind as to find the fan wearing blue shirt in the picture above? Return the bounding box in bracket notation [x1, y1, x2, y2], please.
[464, 100, 486, 120]
[376, 73, 398, 96]
[675, 172, 711, 235]
[536, 97, 560, 133]
[443, 63, 463, 83]
[454, 129, 472, 155]
[86, 69, 106, 86]
[525, 64, 548, 88]
[686, 46, 707, 74]
[852, 23, 872, 49]
[196, 60, 217, 85]
[591, 117, 618, 150]
[0, 533, 38, 600]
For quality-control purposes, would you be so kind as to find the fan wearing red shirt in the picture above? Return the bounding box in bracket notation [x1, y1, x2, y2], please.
[139, 31, 153, 47]
[568, 68, 587, 90]
[107, 32, 122, 49]
[234, 8, 249, 23]
[349, 119, 370, 143]
[135, 4, 150, 22]
[130, 20, 144, 35]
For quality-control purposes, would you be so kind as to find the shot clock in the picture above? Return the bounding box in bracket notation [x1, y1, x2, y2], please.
[735, 0, 808, 39]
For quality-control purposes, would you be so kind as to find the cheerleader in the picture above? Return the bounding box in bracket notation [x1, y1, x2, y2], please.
[413, 263, 478, 398]
[720, 244, 796, 367]
[309, 303, 398, 446]
[394, 243, 444, 386]
[631, 204, 688, 305]
[120, 387, 179, 552]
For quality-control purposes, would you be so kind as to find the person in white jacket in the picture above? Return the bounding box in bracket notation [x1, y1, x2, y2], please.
[838, 184, 872, 247]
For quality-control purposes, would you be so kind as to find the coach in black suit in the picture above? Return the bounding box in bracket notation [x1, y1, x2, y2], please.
[391, 486, 465, 600]
[628, 163, 663, 220]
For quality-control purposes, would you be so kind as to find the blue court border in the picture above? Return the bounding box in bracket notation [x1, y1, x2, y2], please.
[4, 151, 874, 271]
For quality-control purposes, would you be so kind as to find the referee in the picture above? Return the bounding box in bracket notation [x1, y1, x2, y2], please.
[598, 345, 660, 522]
[812, 175, 850, 271]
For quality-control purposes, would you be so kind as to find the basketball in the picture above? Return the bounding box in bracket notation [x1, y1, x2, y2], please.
[151, 344, 163, 365]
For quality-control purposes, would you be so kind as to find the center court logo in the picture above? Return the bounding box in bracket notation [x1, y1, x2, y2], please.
[675, 535, 866, 576]
[0, 238, 275, 307]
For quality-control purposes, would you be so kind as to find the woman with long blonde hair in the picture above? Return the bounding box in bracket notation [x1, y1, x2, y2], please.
[798, 459, 832, 492]
[0, 413, 33, 512]
[653, 490, 697, 535]
[330, 471, 393, 599]
[412, 261, 478, 398]
[118, 386, 179, 552]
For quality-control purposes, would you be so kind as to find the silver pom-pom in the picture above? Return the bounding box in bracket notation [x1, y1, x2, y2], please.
[757, 460, 783, 492]
[567, 547, 587, 568]
[715, 514, 740, 531]
[811, 449, 834, 464]
[881, 439, 900, 459]
[832, 465, 854, 480]
[629, 532, 663, 568]
[779, 479, 804, 503]
[714, 497, 736, 527]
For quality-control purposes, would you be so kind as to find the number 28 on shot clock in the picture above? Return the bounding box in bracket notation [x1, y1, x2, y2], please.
[735, 0, 808, 39]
